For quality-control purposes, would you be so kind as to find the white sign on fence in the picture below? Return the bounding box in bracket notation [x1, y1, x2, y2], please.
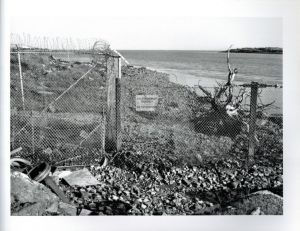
[136, 95, 159, 112]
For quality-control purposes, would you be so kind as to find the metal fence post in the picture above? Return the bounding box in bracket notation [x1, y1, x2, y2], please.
[17, 49, 25, 111]
[248, 81, 259, 166]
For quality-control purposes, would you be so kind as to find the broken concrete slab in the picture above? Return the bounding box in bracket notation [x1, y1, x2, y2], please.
[52, 170, 72, 185]
[11, 171, 59, 216]
[62, 168, 100, 187]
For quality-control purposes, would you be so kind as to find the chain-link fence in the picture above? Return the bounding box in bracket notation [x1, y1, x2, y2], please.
[10, 40, 283, 169]
[10, 46, 120, 165]
[119, 66, 283, 168]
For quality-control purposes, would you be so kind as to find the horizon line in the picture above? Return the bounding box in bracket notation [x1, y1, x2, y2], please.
[118, 47, 283, 51]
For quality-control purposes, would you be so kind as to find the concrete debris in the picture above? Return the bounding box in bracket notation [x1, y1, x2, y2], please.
[52, 170, 72, 185]
[62, 168, 100, 187]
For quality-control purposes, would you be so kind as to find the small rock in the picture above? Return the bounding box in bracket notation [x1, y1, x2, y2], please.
[58, 202, 77, 216]
[123, 190, 131, 196]
[250, 207, 262, 215]
[182, 178, 191, 187]
[43, 148, 52, 155]
[89, 202, 97, 210]
[143, 198, 150, 203]
[104, 206, 113, 215]
[79, 208, 93, 216]
[112, 195, 119, 200]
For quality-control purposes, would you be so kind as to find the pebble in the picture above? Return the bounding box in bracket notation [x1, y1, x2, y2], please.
[112, 195, 119, 200]
[57, 148, 282, 216]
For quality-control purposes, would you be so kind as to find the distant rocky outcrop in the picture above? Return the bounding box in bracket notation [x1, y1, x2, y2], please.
[222, 47, 283, 54]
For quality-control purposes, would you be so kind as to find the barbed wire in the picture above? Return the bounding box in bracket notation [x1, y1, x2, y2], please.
[10, 33, 109, 51]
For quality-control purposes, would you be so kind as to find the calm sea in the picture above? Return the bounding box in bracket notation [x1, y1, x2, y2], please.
[120, 50, 283, 114]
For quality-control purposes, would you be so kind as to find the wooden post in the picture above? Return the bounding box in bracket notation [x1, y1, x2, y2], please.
[17, 49, 25, 111]
[116, 57, 122, 150]
[102, 107, 105, 154]
[105, 56, 121, 152]
[248, 81, 258, 166]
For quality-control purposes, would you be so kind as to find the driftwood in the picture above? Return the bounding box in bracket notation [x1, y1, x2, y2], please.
[197, 84, 245, 118]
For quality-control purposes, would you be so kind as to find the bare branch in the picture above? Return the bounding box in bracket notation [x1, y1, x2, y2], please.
[197, 85, 212, 98]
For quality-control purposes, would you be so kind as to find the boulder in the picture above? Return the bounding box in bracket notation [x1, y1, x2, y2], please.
[11, 171, 59, 216]
[223, 190, 283, 215]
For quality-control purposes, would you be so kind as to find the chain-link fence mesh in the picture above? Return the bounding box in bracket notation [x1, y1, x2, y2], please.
[10, 48, 120, 165]
[118, 66, 283, 168]
[10, 43, 282, 169]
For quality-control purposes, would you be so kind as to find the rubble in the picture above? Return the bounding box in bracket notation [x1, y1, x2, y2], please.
[10, 151, 283, 215]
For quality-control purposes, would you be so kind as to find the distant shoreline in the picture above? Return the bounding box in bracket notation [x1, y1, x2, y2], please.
[221, 47, 283, 54]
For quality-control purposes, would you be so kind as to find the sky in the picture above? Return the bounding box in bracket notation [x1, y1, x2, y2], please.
[8, 0, 287, 50]
[10, 16, 282, 50]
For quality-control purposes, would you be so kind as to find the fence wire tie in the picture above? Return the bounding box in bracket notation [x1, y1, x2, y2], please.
[15, 64, 98, 137]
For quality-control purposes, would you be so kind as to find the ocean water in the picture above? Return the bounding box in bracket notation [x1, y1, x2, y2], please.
[120, 50, 283, 114]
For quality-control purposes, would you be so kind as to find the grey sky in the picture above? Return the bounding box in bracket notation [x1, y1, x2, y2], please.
[10, 16, 282, 50]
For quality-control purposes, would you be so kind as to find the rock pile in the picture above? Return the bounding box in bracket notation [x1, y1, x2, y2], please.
[56, 156, 282, 215]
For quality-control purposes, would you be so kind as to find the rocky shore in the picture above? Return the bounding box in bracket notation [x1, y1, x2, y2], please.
[221, 47, 283, 54]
